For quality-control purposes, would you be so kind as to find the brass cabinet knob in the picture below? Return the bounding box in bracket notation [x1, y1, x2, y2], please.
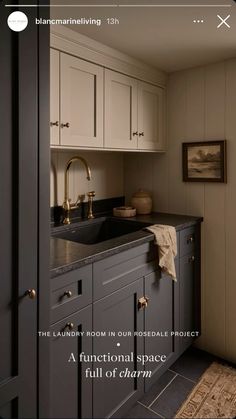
[64, 290, 72, 298]
[132, 131, 138, 136]
[61, 122, 70, 128]
[187, 236, 194, 244]
[65, 322, 74, 331]
[138, 296, 149, 310]
[189, 255, 195, 263]
[139, 132, 144, 137]
[25, 289, 36, 299]
[50, 121, 59, 127]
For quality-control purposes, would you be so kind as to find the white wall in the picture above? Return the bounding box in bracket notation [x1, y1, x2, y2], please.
[124, 58, 236, 363]
[51, 150, 124, 206]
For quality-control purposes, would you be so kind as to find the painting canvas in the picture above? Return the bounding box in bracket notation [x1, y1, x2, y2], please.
[183, 141, 227, 182]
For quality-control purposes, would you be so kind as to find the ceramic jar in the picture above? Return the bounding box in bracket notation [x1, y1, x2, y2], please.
[131, 189, 152, 214]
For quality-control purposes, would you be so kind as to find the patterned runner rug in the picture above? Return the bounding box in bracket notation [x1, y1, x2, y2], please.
[175, 362, 236, 418]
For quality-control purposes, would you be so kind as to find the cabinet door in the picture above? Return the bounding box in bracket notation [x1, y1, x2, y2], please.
[137, 81, 165, 151]
[144, 264, 179, 391]
[50, 306, 92, 419]
[104, 69, 138, 149]
[93, 279, 144, 419]
[60, 53, 103, 148]
[179, 253, 199, 354]
[50, 49, 60, 145]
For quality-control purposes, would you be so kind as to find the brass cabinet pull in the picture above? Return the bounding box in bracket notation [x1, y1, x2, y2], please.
[61, 122, 70, 128]
[64, 290, 72, 298]
[187, 236, 194, 244]
[50, 121, 59, 127]
[132, 131, 138, 136]
[139, 132, 144, 137]
[65, 322, 74, 331]
[188, 255, 195, 263]
[138, 296, 149, 310]
[25, 289, 36, 299]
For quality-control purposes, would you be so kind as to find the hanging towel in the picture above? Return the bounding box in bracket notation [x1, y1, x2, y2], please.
[146, 224, 177, 281]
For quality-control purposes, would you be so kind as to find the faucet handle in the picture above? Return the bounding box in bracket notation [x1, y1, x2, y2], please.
[74, 194, 85, 206]
[69, 195, 85, 210]
[78, 194, 86, 202]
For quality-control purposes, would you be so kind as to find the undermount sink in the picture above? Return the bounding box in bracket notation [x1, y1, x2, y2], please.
[52, 217, 150, 245]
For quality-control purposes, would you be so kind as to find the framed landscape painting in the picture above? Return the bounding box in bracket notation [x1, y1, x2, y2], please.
[182, 140, 227, 183]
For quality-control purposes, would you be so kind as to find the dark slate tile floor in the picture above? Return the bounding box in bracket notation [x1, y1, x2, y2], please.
[169, 347, 216, 382]
[149, 375, 195, 418]
[124, 347, 215, 419]
[140, 370, 176, 407]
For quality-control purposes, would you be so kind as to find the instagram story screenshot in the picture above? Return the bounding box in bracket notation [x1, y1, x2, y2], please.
[1, 1, 236, 419]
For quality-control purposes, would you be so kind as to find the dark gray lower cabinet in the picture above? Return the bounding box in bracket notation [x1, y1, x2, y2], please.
[49, 224, 201, 419]
[93, 279, 144, 419]
[50, 306, 92, 419]
[0, 402, 16, 419]
[144, 263, 179, 391]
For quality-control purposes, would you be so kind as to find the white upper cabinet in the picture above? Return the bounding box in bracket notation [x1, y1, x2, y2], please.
[50, 49, 60, 145]
[50, 33, 166, 152]
[104, 69, 165, 151]
[137, 81, 165, 151]
[104, 70, 138, 149]
[60, 53, 103, 148]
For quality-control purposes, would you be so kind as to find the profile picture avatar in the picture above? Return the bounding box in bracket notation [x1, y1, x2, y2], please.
[7, 11, 28, 32]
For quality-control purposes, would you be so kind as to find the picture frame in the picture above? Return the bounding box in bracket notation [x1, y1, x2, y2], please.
[182, 140, 227, 183]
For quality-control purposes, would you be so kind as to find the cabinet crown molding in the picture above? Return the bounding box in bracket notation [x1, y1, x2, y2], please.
[50, 26, 167, 88]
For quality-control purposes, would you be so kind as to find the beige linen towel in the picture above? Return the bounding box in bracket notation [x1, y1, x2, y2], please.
[146, 224, 177, 281]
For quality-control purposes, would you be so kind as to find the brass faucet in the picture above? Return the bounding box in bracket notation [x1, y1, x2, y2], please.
[62, 156, 91, 224]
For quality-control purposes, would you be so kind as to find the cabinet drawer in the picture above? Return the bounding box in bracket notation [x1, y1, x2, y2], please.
[179, 226, 196, 257]
[93, 242, 157, 301]
[51, 265, 92, 323]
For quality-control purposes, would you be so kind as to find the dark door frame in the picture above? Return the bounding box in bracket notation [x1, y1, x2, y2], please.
[37, 2, 50, 418]
[0, 1, 50, 417]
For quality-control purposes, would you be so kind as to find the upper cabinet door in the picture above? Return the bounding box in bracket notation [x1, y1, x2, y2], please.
[50, 49, 60, 145]
[137, 81, 165, 151]
[60, 53, 103, 148]
[104, 70, 138, 149]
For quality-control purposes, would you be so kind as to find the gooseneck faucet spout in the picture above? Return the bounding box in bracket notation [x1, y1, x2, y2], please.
[63, 156, 92, 224]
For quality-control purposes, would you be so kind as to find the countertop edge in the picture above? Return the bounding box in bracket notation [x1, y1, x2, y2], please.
[50, 215, 202, 278]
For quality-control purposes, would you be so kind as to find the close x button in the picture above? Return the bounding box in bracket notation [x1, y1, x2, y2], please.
[217, 14, 231, 29]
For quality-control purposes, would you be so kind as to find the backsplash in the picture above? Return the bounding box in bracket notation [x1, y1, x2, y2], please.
[124, 152, 167, 212]
[51, 149, 124, 207]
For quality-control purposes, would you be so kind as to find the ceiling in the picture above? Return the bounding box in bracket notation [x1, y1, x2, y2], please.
[50, 0, 236, 73]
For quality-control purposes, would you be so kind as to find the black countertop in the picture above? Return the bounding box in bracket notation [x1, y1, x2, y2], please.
[50, 212, 203, 278]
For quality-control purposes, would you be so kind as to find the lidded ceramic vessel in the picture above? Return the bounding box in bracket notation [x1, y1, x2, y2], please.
[131, 189, 152, 215]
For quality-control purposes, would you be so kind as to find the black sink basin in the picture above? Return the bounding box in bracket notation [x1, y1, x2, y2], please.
[52, 217, 150, 245]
